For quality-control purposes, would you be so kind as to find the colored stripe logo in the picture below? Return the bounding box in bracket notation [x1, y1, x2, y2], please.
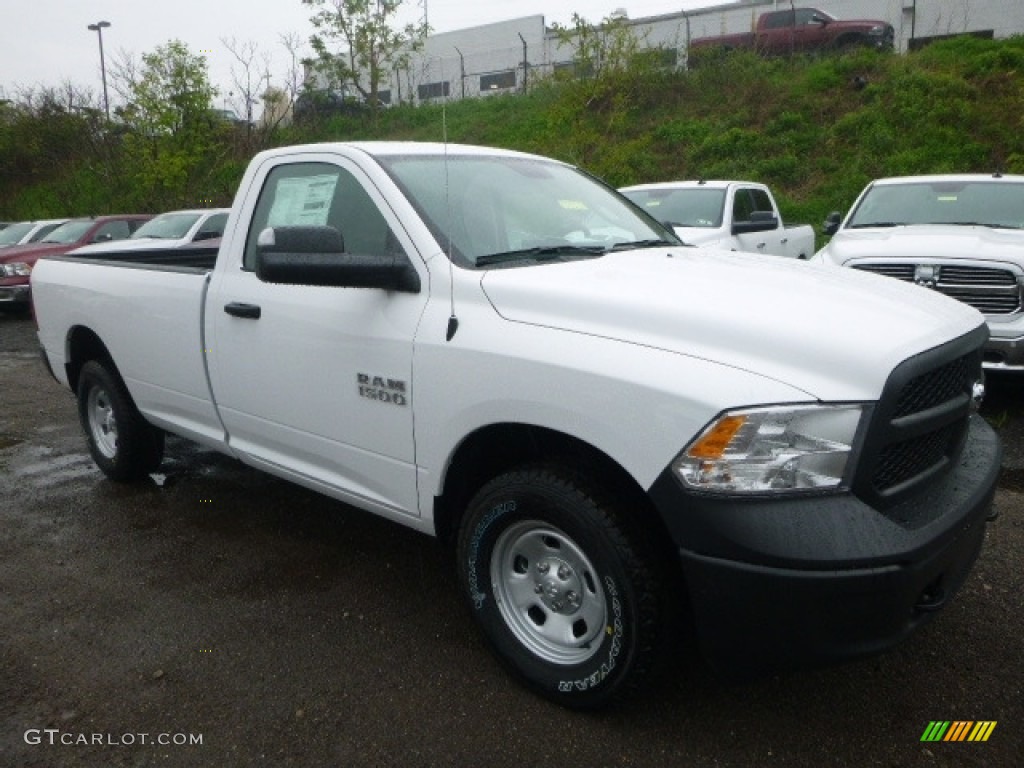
[921, 721, 997, 742]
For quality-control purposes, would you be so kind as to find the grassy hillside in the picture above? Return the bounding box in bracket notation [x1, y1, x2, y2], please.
[3, 34, 1023, 240]
[294, 34, 1024, 239]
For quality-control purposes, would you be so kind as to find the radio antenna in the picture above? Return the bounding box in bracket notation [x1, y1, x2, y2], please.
[442, 56, 459, 342]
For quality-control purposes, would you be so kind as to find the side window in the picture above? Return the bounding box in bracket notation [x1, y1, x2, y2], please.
[243, 161, 403, 271]
[794, 9, 818, 26]
[732, 190, 755, 223]
[764, 11, 794, 30]
[196, 212, 228, 240]
[93, 220, 132, 242]
[749, 189, 774, 215]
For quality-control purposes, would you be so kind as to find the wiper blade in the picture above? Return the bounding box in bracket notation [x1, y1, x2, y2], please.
[847, 222, 906, 229]
[606, 238, 676, 252]
[941, 221, 1022, 229]
[475, 244, 606, 267]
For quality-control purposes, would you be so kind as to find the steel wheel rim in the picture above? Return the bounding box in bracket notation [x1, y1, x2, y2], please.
[87, 385, 118, 459]
[490, 520, 607, 665]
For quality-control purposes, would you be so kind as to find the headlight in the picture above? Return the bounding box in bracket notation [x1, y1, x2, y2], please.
[673, 404, 865, 494]
[2, 262, 32, 277]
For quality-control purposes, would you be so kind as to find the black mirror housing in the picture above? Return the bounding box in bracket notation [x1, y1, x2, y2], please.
[732, 211, 779, 235]
[255, 226, 420, 293]
[823, 211, 842, 236]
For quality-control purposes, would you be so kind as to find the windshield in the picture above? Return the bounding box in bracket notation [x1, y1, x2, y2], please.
[621, 187, 726, 228]
[42, 220, 94, 244]
[847, 180, 1024, 230]
[130, 212, 202, 240]
[377, 154, 677, 268]
[0, 222, 34, 245]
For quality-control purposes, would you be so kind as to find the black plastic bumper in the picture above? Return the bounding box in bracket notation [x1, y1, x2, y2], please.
[647, 415, 1001, 677]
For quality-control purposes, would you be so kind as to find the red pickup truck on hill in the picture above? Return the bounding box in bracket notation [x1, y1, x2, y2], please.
[690, 7, 894, 57]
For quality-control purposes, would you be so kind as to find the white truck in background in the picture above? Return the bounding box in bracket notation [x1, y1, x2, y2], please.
[621, 180, 815, 258]
[69, 208, 230, 256]
[814, 174, 1024, 371]
[31, 143, 1000, 708]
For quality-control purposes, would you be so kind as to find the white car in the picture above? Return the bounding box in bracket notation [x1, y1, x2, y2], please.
[69, 208, 229, 255]
[620, 180, 814, 259]
[0, 219, 68, 249]
[814, 174, 1024, 370]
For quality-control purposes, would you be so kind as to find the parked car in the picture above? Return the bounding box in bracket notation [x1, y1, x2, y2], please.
[689, 7, 894, 58]
[621, 180, 814, 258]
[0, 219, 68, 249]
[32, 142, 999, 707]
[294, 89, 369, 122]
[813, 173, 1024, 371]
[0, 214, 151, 309]
[70, 209, 230, 257]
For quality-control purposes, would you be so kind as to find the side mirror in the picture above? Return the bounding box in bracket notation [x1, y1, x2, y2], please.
[255, 226, 419, 293]
[823, 211, 843, 236]
[732, 210, 778, 235]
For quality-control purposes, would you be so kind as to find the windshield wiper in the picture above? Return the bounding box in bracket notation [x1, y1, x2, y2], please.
[847, 222, 906, 229]
[605, 238, 676, 252]
[475, 244, 607, 267]
[940, 221, 1023, 229]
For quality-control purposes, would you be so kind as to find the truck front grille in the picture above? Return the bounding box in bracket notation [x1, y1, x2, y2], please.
[852, 263, 1022, 316]
[854, 328, 984, 509]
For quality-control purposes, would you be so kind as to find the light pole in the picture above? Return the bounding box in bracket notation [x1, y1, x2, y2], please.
[87, 20, 111, 119]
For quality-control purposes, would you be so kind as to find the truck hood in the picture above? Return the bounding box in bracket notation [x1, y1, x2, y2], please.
[820, 225, 1024, 266]
[0, 242, 75, 264]
[479, 247, 983, 402]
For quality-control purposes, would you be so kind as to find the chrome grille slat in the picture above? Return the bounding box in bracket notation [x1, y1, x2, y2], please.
[852, 263, 1022, 315]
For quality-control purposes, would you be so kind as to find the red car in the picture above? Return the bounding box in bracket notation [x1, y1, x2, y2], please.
[0, 214, 151, 309]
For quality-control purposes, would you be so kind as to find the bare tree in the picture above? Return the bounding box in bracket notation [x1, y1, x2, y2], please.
[221, 37, 272, 128]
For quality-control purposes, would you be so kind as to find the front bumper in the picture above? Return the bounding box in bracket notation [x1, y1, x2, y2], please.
[648, 415, 1000, 677]
[981, 324, 1024, 370]
[0, 282, 30, 304]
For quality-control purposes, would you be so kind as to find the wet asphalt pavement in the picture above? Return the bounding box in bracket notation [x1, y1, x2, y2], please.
[1, 310, 1021, 767]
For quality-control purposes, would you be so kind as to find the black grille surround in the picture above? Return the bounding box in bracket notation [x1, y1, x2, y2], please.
[852, 325, 987, 513]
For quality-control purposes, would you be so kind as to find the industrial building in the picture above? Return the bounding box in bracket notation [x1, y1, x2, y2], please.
[306, 0, 1024, 106]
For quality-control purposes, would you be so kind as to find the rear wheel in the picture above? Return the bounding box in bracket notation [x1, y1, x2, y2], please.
[456, 465, 664, 708]
[77, 360, 164, 482]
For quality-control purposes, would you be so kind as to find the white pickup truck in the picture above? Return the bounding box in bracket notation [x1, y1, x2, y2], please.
[620, 180, 815, 258]
[814, 174, 1024, 371]
[32, 143, 1000, 708]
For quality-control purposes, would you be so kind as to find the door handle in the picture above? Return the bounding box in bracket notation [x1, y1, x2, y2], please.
[224, 302, 261, 319]
[756, 242, 766, 249]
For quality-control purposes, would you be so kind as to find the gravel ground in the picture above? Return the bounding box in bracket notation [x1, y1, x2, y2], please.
[1, 310, 1021, 767]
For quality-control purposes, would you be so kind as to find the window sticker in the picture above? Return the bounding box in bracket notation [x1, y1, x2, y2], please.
[558, 199, 588, 211]
[268, 174, 339, 227]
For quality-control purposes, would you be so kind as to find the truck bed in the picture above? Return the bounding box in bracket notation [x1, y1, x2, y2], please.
[32, 253, 226, 451]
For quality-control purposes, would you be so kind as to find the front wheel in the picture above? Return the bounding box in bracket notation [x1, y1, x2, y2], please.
[456, 465, 664, 708]
[77, 360, 164, 482]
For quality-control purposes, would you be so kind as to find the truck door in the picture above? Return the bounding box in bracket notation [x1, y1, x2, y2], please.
[791, 8, 827, 53]
[731, 187, 785, 255]
[207, 155, 427, 521]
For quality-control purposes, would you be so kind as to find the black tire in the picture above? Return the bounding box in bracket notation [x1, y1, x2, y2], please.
[77, 360, 164, 482]
[456, 465, 663, 708]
